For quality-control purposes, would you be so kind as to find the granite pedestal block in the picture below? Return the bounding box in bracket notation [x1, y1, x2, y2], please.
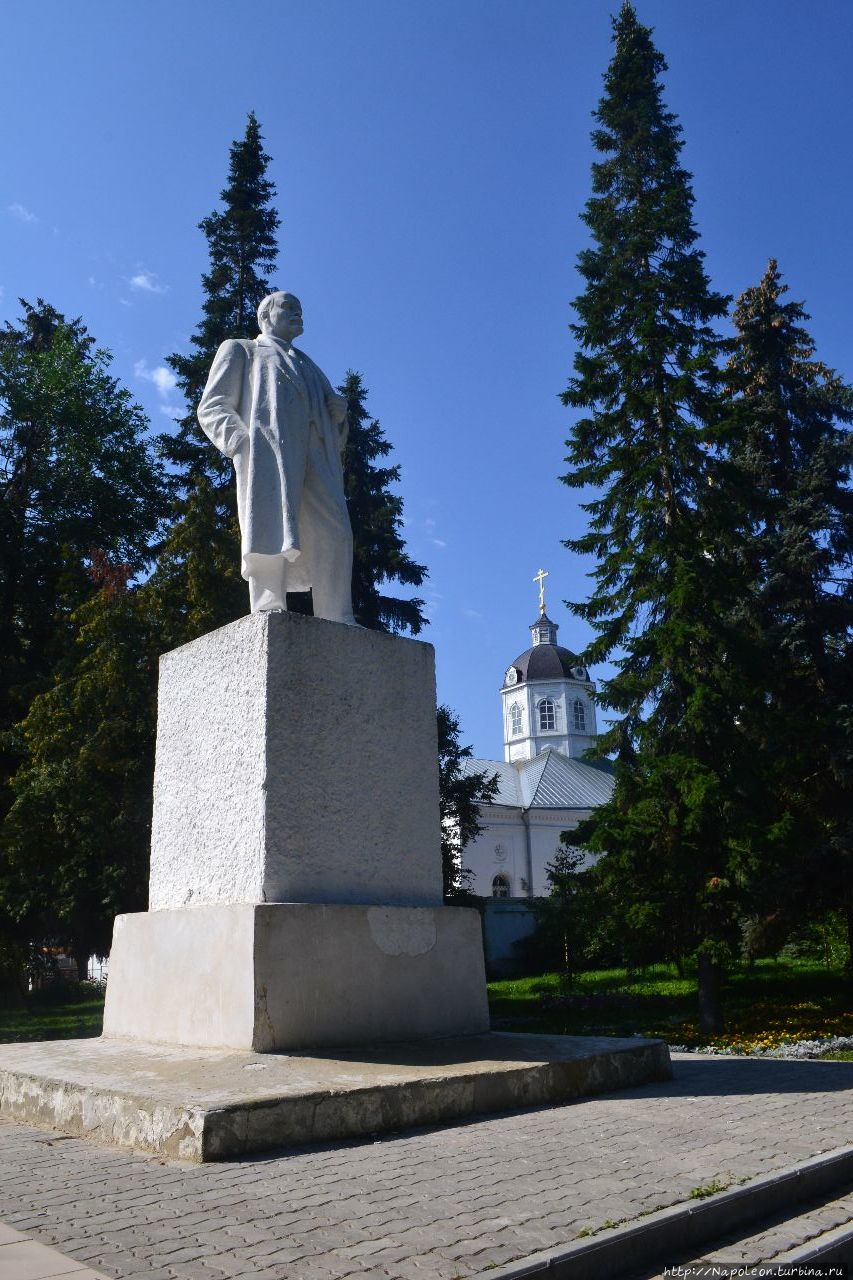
[102, 902, 489, 1051]
[148, 611, 444, 911]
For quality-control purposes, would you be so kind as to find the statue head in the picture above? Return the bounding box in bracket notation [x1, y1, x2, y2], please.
[257, 292, 303, 343]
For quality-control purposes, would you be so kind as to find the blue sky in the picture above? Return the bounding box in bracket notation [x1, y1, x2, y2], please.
[3, 1, 852, 760]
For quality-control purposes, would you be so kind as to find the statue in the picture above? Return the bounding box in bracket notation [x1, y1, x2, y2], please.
[197, 291, 356, 624]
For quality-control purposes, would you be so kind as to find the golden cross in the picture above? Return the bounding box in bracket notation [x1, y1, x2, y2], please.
[533, 568, 549, 615]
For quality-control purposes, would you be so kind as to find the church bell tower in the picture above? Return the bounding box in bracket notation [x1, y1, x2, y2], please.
[500, 569, 598, 763]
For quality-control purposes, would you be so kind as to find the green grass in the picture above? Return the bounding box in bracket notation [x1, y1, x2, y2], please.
[488, 958, 853, 1051]
[3, 960, 851, 1055]
[689, 1177, 738, 1199]
[0, 984, 104, 1043]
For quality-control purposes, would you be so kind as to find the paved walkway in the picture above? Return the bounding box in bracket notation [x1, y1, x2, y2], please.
[0, 1055, 852, 1280]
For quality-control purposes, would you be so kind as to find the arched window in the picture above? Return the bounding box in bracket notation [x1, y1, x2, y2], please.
[573, 698, 586, 731]
[492, 874, 510, 899]
[538, 698, 556, 732]
[509, 703, 523, 737]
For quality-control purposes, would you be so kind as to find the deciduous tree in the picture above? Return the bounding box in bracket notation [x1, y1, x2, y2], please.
[0, 300, 164, 792]
[2, 558, 159, 978]
[0, 302, 164, 983]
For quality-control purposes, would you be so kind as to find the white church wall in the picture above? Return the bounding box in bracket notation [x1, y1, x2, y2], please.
[464, 807, 597, 899]
[463, 811, 529, 899]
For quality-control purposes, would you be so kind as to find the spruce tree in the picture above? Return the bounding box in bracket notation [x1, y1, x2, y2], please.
[561, 3, 747, 1031]
[150, 112, 280, 642]
[725, 261, 853, 961]
[340, 371, 427, 633]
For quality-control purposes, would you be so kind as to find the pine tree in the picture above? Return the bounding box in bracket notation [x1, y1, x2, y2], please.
[561, 3, 748, 1031]
[150, 112, 280, 641]
[725, 261, 853, 962]
[340, 371, 427, 633]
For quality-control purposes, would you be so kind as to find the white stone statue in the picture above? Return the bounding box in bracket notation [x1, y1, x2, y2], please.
[197, 291, 356, 623]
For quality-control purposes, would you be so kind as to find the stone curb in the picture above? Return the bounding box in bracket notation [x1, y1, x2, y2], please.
[782, 1220, 853, 1267]
[476, 1146, 853, 1279]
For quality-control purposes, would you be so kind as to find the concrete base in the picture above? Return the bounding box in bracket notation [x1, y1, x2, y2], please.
[0, 1032, 671, 1162]
[102, 902, 489, 1051]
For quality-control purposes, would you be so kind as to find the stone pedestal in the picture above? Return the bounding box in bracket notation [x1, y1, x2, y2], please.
[103, 611, 488, 1052]
[148, 611, 444, 910]
[103, 902, 488, 1051]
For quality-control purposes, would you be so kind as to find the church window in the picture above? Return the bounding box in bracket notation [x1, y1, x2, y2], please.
[492, 874, 510, 899]
[573, 698, 586, 731]
[538, 698, 556, 732]
[509, 703, 523, 736]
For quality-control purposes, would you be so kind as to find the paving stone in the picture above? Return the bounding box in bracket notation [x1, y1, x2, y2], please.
[1, 1055, 853, 1280]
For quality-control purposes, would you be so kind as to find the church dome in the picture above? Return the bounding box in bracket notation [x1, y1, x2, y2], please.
[503, 610, 590, 687]
[505, 644, 588, 686]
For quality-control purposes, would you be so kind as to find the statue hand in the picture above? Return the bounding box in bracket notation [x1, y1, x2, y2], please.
[326, 393, 348, 425]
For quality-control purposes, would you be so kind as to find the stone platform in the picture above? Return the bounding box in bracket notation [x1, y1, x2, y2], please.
[0, 1031, 670, 1162]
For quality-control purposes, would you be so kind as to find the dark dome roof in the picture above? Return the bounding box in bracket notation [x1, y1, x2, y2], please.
[506, 644, 588, 685]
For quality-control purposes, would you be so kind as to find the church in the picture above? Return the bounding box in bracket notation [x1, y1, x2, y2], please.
[459, 572, 614, 971]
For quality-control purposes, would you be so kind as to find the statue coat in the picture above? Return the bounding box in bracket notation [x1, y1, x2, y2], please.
[197, 335, 349, 586]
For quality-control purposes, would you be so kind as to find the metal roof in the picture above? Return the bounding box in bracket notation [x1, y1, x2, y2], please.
[516, 752, 548, 807]
[462, 760, 523, 807]
[461, 748, 615, 811]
